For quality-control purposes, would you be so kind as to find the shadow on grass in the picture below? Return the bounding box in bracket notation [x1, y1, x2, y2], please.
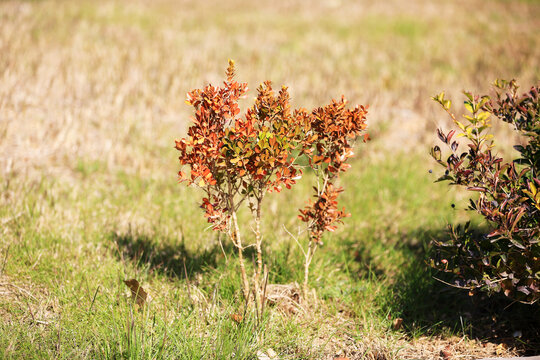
[351, 226, 540, 355]
[112, 230, 231, 278]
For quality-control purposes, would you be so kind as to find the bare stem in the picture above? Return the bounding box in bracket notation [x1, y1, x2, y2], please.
[231, 210, 250, 302]
[253, 196, 264, 314]
[255, 197, 263, 280]
[303, 172, 328, 299]
[303, 238, 318, 299]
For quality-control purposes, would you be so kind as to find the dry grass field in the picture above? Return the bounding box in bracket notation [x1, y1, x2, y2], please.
[2, 0, 539, 178]
[1, 0, 539, 359]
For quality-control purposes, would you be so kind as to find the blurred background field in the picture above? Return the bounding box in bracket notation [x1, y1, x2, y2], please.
[0, 0, 539, 359]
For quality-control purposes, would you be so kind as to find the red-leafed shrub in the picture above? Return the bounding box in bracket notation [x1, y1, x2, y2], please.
[175, 61, 368, 308]
[298, 99, 368, 296]
[430, 80, 540, 304]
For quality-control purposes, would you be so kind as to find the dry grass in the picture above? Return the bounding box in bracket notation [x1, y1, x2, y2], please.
[1, 0, 539, 179]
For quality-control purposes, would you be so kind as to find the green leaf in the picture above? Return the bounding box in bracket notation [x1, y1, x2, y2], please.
[455, 121, 466, 131]
[432, 92, 445, 104]
[477, 111, 491, 122]
[479, 96, 490, 108]
[464, 101, 474, 114]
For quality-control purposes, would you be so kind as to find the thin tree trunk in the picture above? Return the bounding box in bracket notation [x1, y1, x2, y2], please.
[231, 210, 250, 302]
[253, 197, 263, 316]
[303, 239, 317, 299]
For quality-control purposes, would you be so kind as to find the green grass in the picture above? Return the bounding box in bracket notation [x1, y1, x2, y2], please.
[2, 153, 538, 359]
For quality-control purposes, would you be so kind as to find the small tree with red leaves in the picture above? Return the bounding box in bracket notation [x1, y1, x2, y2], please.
[176, 61, 368, 310]
[298, 99, 369, 297]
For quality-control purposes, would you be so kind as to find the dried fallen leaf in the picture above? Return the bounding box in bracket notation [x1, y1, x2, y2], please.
[123, 279, 147, 307]
[392, 317, 403, 330]
[230, 313, 243, 323]
[440, 348, 451, 360]
[333, 357, 350, 360]
[495, 343, 506, 356]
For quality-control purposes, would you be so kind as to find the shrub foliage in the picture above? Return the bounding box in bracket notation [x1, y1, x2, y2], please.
[430, 80, 539, 304]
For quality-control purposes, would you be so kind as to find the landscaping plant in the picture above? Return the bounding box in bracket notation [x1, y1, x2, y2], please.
[175, 61, 368, 311]
[430, 80, 540, 304]
[298, 100, 368, 296]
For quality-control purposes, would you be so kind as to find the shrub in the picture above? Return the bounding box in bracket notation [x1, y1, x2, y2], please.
[298, 99, 368, 296]
[430, 80, 540, 304]
[175, 61, 368, 310]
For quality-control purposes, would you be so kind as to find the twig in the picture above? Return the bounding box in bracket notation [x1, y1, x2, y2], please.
[432, 276, 471, 290]
[282, 224, 306, 257]
[8, 283, 38, 301]
[24, 296, 35, 323]
[217, 232, 228, 264]
[504, 299, 520, 310]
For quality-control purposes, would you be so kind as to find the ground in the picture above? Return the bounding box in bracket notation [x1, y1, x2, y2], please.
[0, 0, 539, 359]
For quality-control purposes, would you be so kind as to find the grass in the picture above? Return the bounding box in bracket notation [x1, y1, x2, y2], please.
[2, 154, 539, 359]
[1, 0, 539, 358]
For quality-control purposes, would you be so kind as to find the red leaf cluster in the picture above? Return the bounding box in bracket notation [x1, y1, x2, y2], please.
[302, 98, 368, 174]
[298, 184, 351, 242]
[297, 98, 368, 243]
[175, 61, 368, 234]
[174, 61, 248, 229]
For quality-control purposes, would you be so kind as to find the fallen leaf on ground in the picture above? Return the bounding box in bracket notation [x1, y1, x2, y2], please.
[495, 343, 506, 356]
[440, 348, 451, 359]
[123, 279, 147, 306]
[392, 317, 403, 330]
